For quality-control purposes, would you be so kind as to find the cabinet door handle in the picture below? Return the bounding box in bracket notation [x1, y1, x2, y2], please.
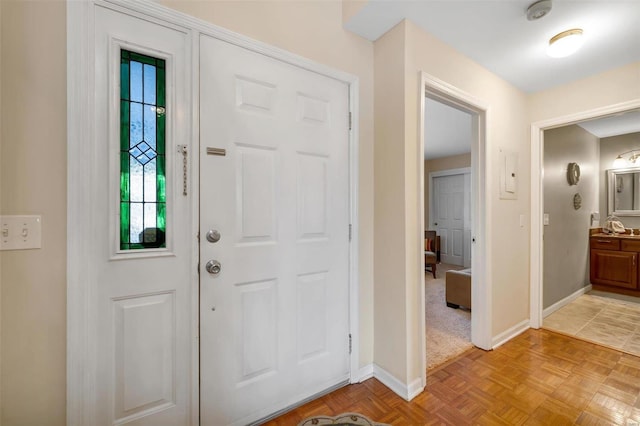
[596, 240, 613, 243]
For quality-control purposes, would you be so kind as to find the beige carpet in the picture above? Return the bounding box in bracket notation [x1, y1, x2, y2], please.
[425, 264, 472, 370]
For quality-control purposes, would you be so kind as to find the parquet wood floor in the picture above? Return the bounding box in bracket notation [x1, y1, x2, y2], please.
[263, 329, 640, 425]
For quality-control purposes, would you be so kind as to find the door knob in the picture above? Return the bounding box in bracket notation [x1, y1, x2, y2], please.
[206, 229, 221, 243]
[205, 260, 221, 275]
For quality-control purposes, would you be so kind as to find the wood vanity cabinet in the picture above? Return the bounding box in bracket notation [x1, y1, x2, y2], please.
[590, 233, 640, 294]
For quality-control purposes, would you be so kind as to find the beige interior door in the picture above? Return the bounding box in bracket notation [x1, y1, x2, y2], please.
[199, 34, 351, 425]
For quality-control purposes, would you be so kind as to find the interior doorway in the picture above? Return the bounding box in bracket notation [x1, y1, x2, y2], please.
[418, 73, 491, 384]
[534, 109, 640, 355]
[529, 100, 640, 329]
[423, 97, 473, 370]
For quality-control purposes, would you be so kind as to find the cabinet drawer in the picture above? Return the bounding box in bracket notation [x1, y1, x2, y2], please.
[590, 238, 620, 250]
[621, 239, 640, 252]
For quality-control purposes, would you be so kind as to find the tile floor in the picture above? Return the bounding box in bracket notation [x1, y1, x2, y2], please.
[543, 291, 640, 356]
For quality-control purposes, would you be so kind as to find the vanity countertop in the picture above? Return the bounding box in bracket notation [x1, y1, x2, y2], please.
[590, 231, 640, 239]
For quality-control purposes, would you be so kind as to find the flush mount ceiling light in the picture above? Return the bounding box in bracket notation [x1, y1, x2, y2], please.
[547, 28, 584, 58]
[526, 0, 552, 21]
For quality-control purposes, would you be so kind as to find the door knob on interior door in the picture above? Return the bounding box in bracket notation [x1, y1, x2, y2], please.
[205, 260, 221, 275]
[206, 229, 221, 243]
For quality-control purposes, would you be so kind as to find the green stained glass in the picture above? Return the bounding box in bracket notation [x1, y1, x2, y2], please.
[120, 49, 166, 250]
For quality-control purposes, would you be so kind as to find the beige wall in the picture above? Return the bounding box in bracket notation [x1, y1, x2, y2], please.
[530, 62, 640, 123]
[405, 20, 530, 379]
[543, 125, 599, 308]
[342, 0, 367, 25]
[0, 0, 3, 421]
[374, 20, 531, 383]
[424, 153, 471, 227]
[0, 1, 67, 425]
[372, 22, 409, 381]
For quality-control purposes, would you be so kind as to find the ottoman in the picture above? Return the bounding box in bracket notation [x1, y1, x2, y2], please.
[446, 268, 471, 310]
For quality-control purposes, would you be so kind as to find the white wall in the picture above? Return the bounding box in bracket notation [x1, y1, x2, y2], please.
[599, 132, 640, 229]
[543, 125, 599, 308]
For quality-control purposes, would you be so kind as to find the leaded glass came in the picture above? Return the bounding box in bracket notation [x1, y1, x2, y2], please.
[120, 50, 166, 250]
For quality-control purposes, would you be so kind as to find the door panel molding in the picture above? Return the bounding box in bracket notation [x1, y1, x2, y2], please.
[67, 1, 360, 425]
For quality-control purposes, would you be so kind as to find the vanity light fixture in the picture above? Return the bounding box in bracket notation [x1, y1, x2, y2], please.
[613, 149, 640, 168]
[547, 28, 584, 58]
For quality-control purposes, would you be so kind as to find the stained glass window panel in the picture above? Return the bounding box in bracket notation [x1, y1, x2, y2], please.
[120, 49, 166, 250]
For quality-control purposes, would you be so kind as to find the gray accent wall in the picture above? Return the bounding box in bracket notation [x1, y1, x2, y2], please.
[599, 132, 640, 229]
[543, 125, 599, 309]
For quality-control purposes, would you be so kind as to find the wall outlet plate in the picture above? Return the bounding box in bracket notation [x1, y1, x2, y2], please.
[0, 215, 42, 250]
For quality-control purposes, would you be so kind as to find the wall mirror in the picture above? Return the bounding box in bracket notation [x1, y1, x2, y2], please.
[608, 167, 640, 215]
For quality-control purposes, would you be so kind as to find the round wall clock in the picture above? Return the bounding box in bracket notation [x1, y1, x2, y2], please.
[567, 162, 580, 185]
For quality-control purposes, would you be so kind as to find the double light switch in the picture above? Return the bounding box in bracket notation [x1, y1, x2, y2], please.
[0, 215, 42, 250]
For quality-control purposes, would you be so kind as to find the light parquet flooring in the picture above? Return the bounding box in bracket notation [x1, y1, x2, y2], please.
[264, 329, 640, 425]
[544, 293, 640, 357]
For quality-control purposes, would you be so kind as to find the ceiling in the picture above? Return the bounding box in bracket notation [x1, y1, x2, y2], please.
[576, 110, 640, 138]
[344, 0, 640, 93]
[349, 1, 640, 159]
[424, 99, 471, 160]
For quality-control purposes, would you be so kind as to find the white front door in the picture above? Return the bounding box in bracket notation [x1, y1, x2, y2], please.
[433, 174, 465, 266]
[199, 35, 351, 425]
[94, 6, 193, 425]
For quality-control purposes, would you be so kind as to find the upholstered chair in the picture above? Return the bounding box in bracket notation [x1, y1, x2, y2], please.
[424, 230, 439, 279]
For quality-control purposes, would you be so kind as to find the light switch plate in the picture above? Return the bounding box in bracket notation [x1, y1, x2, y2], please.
[0, 215, 42, 250]
[543, 213, 550, 226]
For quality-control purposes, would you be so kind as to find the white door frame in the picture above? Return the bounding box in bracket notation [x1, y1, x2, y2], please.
[529, 99, 640, 329]
[418, 72, 492, 386]
[67, 1, 360, 424]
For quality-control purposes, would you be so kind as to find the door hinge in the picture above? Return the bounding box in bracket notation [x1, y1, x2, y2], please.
[349, 334, 352, 355]
[197, 262, 200, 275]
[349, 224, 352, 241]
[348, 112, 352, 131]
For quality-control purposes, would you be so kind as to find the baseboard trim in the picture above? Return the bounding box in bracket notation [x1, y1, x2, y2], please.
[492, 319, 530, 349]
[356, 364, 374, 382]
[372, 364, 424, 402]
[407, 377, 425, 401]
[543, 285, 592, 318]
